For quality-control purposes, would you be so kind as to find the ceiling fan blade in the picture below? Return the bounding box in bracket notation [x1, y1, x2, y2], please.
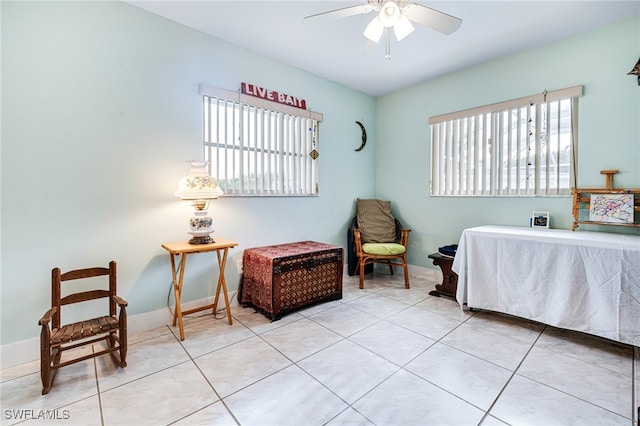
[304, 4, 373, 22]
[403, 3, 462, 35]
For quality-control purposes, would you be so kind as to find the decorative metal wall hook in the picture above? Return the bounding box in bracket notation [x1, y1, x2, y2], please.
[628, 57, 640, 85]
[355, 121, 367, 151]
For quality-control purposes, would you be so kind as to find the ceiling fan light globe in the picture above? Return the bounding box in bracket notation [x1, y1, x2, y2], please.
[379, 1, 400, 27]
[393, 14, 414, 41]
[363, 17, 384, 43]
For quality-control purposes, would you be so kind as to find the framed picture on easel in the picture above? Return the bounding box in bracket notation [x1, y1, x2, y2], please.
[589, 193, 634, 224]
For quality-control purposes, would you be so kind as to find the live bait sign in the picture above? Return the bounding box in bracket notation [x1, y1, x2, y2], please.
[241, 82, 307, 110]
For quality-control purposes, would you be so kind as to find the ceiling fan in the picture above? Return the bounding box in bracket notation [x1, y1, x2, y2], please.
[304, 0, 462, 59]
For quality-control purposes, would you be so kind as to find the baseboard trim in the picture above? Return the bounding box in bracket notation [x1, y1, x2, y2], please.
[2, 267, 439, 370]
[1, 291, 239, 370]
[342, 263, 440, 282]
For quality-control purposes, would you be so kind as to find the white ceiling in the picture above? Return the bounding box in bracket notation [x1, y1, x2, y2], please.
[127, 0, 640, 97]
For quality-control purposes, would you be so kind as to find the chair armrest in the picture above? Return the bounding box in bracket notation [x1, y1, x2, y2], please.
[38, 307, 57, 326]
[348, 217, 358, 248]
[347, 217, 359, 276]
[353, 229, 364, 255]
[400, 229, 411, 247]
[112, 295, 128, 308]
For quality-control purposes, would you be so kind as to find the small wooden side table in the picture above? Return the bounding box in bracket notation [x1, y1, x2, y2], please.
[428, 253, 458, 299]
[161, 238, 238, 341]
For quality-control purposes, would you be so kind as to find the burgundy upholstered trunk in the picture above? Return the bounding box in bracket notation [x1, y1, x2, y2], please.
[239, 241, 343, 320]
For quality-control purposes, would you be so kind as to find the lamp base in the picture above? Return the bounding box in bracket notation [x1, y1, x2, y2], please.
[188, 235, 214, 245]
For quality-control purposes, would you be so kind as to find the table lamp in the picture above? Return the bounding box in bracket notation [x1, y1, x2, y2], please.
[174, 161, 223, 244]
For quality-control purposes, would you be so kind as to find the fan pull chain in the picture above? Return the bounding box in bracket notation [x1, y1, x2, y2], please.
[385, 29, 391, 60]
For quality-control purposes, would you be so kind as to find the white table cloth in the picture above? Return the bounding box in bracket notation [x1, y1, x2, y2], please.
[453, 225, 640, 346]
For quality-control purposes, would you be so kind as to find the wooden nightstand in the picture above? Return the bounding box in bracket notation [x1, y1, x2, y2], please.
[428, 253, 458, 299]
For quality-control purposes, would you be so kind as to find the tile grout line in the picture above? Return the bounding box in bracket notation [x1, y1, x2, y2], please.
[8, 273, 635, 425]
[632, 345, 638, 425]
[91, 345, 105, 426]
[475, 324, 547, 425]
[234, 286, 399, 425]
[174, 312, 253, 426]
[168, 295, 640, 425]
[479, 325, 636, 424]
[311, 283, 489, 423]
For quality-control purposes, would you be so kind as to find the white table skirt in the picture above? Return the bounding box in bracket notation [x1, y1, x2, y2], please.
[452, 225, 640, 346]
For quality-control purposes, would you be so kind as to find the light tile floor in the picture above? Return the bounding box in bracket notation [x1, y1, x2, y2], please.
[1, 272, 638, 426]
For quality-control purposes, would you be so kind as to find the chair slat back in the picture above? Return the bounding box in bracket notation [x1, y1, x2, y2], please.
[60, 267, 110, 281]
[51, 261, 117, 330]
[60, 289, 110, 305]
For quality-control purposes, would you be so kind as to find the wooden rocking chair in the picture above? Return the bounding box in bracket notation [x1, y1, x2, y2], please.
[38, 261, 127, 394]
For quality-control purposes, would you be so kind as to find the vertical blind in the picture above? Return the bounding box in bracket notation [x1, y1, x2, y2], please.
[429, 86, 582, 197]
[200, 84, 323, 196]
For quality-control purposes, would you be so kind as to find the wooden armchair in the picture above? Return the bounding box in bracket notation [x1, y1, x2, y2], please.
[350, 198, 411, 289]
[38, 261, 127, 394]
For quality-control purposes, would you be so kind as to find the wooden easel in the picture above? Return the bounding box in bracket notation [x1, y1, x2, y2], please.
[571, 170, 640, 230]
[600, 169, 618, 190]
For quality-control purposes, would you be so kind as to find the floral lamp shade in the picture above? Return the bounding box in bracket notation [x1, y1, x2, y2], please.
[174, 161, 223, 200]
[175, 161, 223, 245]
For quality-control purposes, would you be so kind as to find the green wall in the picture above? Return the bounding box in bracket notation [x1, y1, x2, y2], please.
[376, 15, 640, 267]
[1, 1, 376, 346]
[1, 1, 638, 349]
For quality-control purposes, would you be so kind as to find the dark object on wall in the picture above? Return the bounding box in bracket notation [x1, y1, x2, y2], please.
[628, 57, 640, 85]
[355, 120, 367, 151]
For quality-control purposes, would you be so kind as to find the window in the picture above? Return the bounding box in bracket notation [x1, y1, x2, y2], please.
[429, 86, 582, 196]
[200, 84, 323, 196]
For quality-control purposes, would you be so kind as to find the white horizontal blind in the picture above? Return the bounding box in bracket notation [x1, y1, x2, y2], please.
[201, 87, 321, 197]
[429, 87, 581, 197]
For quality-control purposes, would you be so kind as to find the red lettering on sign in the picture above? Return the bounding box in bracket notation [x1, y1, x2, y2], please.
[241, 82, 307, 110]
